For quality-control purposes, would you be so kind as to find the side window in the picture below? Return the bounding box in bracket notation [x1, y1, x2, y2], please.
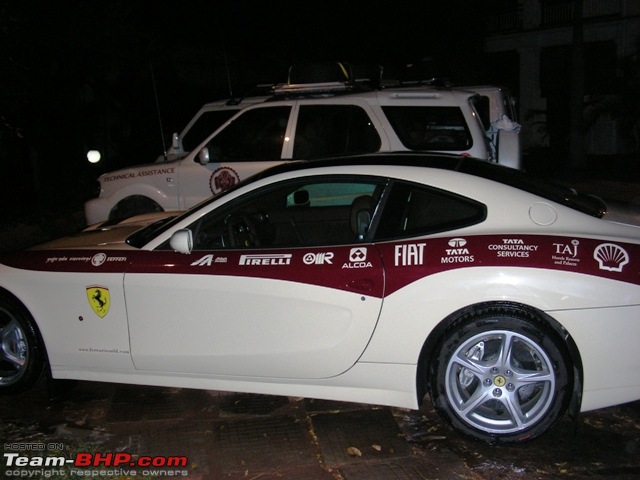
[382, 106, 473, 151]
[190, 178, 382, 250]
[292, 105, 381, 159]
[204, 106, 291, 162]
[375, 181, 486, 240]
[182, 109, 238, 152]
[470, 96, 491, 131]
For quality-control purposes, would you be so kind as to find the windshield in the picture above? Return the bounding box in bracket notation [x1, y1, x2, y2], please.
[124, 166, 270, 249]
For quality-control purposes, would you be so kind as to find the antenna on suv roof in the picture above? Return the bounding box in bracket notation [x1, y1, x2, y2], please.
[150, 62, 168, 161]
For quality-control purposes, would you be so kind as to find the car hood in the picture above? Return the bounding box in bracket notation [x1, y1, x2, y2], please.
[31, 227, 140, 250]
[31, 211, 179, 250]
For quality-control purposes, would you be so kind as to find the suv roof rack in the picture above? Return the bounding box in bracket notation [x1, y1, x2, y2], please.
[270, 62, 383, 97]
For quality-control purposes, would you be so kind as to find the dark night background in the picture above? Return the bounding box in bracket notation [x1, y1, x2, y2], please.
[1, 0, 637, 223]
[0, 0, 497, 220]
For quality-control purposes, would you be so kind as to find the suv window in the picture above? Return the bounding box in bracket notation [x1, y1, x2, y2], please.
[382, 106, 473, 151]
[182, 109, 239, 152]
[375, 181, 486, 239]
[204, 106, 291, 162]
[189, 177, 382, 249]
[292, 105, 381, 159]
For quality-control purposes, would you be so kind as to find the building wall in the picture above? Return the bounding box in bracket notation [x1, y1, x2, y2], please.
[485, 0, 640, 154]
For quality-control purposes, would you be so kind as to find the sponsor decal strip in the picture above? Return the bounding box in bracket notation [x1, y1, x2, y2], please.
[2, 235, 638, 297]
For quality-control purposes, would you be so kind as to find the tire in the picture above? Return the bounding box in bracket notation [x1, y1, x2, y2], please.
[110, 196, 163, 221]
[428, 305, 572, 444]
[0, 294, 46, 394]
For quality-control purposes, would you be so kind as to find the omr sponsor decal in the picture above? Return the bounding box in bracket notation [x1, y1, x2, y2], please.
[303, 252, 334, 265]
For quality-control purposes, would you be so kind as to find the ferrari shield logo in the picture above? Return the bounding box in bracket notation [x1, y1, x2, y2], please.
[86, 286, 110, 318]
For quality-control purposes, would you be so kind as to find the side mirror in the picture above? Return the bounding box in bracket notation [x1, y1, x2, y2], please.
[171, 132, 181, 150]
[169, 229, 193, 254]
[197, 147, 210, 165]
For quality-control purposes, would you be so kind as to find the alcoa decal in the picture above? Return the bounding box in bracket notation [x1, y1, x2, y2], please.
[343, 247, 372, 269]
[86, 285, 110, 318]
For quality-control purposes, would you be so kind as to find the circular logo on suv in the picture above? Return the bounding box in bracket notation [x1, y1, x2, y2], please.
[210, 167, 240, 195]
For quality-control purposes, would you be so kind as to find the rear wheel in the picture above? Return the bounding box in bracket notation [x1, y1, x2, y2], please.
[428, 305, 572, 444]
[0, 294, 46, 394]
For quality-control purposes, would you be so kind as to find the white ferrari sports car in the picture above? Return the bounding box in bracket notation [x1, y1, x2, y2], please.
[1, 153, 639, 444]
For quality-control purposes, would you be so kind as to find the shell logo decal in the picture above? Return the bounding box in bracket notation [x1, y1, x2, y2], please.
[86, 286, 110, 318]
[593, 243, 629, 272]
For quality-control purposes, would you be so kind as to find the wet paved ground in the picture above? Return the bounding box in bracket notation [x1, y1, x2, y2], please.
[1, 379, 640, 479]
[2, 171, 640, 479]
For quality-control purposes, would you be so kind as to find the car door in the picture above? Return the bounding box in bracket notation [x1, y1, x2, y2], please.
[124, 176, 385, 379]
[176, 104, 294, 210]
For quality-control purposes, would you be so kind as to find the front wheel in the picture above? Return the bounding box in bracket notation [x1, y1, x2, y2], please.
[0, 294, 46, 394]
[428, 306, 572, 444]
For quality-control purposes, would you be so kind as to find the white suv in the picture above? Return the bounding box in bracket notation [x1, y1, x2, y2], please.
[85, 65, 520, 224]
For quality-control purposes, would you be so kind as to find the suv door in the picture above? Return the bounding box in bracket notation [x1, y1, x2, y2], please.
[176, 105, 293, 210]
[291, 103, 383, 159]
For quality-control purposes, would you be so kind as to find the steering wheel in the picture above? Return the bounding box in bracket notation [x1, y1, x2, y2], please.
[225, 213, 261, 248]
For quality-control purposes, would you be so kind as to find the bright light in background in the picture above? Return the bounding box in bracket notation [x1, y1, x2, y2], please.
[87, 150, 101, 164]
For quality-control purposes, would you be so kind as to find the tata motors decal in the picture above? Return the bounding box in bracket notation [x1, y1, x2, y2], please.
[210, 167, 240, 195]
[86, 286, 110, 318]
[442, 238, 475, 264]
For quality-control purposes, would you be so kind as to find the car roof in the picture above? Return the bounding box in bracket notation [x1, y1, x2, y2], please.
[247, 153, 606, 218]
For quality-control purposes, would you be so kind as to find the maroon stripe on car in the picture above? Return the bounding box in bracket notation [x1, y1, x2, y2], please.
[1, 234, 638, 297]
